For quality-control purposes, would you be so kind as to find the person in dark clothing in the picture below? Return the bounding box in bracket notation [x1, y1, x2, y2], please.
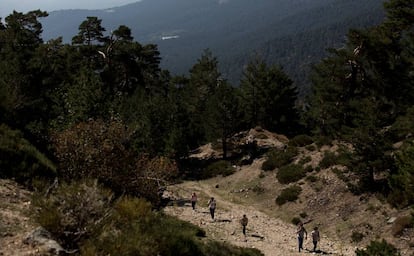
[296, 221, 307, 252]
[207, 197, 216, 220]
[240, 214, 249, 236]
[191, 192, 197, 210]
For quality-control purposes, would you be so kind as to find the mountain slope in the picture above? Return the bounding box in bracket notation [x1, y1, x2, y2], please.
[164, 129, 413, 256]
[40, 0, 385, 91]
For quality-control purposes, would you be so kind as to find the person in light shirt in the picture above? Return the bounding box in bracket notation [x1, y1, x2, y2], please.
[311, 226, 320, 252]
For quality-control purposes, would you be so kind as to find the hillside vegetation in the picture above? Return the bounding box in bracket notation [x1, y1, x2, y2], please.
[0, 0, 413, 255]
[40, 0, 385, 91]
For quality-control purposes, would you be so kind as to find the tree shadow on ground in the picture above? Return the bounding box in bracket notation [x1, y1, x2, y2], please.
[305, 248, 332, 254]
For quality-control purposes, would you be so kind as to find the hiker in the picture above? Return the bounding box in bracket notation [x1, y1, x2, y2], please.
[240, 214, 249, 236]
[207, 197, 216, 220]
[296, 221, 307, 252]
[311, 226, 320, 252]
[191, 192, 197, 210]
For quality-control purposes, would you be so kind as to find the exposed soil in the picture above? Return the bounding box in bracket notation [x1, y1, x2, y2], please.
[0, 179, 38, 256]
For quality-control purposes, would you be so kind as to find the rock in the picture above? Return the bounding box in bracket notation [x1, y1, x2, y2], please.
[23, 227, 65, 255]
[387, 217, 397, 224]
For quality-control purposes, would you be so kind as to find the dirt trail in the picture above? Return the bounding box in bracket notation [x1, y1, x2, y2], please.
[0, 180, 37, 256]
[164, 180, 356, 256]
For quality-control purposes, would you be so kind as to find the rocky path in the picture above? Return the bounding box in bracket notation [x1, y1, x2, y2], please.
[164, 181, 356, 256]
[0, 180, 37, 256]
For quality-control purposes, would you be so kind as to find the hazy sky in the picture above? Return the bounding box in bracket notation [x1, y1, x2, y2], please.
[0, 0, 140, 19]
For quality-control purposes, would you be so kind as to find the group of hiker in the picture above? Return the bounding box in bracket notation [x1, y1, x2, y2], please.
[191, 192, 217, 220]
[297, 221, 320, 252]
[190, 192, 321, 253]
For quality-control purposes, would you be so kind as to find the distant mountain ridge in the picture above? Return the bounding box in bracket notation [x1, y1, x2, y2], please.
[40, 0, 385, 91]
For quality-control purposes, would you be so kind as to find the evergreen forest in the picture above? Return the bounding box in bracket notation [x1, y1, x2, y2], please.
[0, 0, 413, 255]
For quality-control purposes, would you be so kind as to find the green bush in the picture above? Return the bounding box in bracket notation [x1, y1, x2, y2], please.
[298, 156, 312, 165]
[289, 134, 314, 147]
[305, 144, 317, 151]
[291, 217, 301, 225]
[306, 175, 318, 183]
[252, 184, 265, 194]
[336, 147, 354, 167]
[332, 168, 350, 183]
[276, 164, 306, 184]
[304, 165, 314, 173]
[319, 151, 337, 169]
[202, 241, 264, 256]
[80, 196, 263, 256]
[276, 185, 302, 205]
[355, 239, 401, 256]
[351, 231, 364, 243]
[261, 159, 277, 171]
[261, 147, 299, 171]
[202, 160, 235, 179]
[319, 148, 354, 170]
[0, 124, 56, 182]
[388, 142, 414, 208]
[32, 179, 113, 250]
[314, 136, 333, 147]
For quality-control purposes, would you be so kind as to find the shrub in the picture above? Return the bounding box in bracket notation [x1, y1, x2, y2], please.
[202, 160, 234, 179]
[252, 184, 265, 194]
[298, 156, 312, 165]
[289, 134, 314, 147]
[81, 196, 263, 256]
[320, 148, 353, 170]
[291, 217, 301, 225]
[0, 124, 56, 182]
[314, 136, 333, 147]
[276, 164, 306, 184]
[261, 147, 299, 171]
[336, 147, 354, 167]
[51, 119, 178, 206]
[388, 142, 414, 208]
[32, 179, 113, 250]
[299, 212, 307, 218]
[203, 241, 264, 256]
[332, 168, 350, 182]
[305, 144, 316, 151]
[306, 175, 318, 183]
[320, 151, 338, 169]
[276, 185, 302, 205]
[355, 239, 400, 256]
[304, 165, 314, 173]
[351, 231, 364, 243]
[261, 159, 277, 171]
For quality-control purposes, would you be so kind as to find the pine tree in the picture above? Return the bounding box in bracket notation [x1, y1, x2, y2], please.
[239, 57, 300, 135]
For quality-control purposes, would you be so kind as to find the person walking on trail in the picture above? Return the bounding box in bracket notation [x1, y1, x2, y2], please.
[296, 221, 307, 252]
[311, 226, 320, 252]
[207, 197, 216, 220]
[240, 214, 249, 236]
[191, 192, 197, 210]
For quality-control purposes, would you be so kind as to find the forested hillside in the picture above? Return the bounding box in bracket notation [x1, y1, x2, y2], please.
[0, 0, 413, 255]
[40, 0, 385, 92]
